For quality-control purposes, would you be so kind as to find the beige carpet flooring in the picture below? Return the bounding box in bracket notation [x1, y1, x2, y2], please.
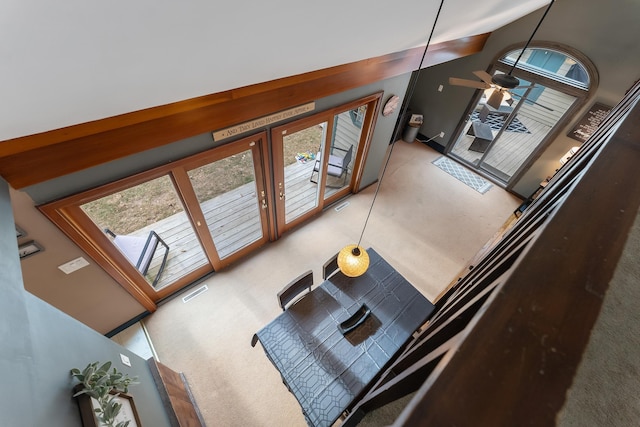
[142, 141, 521, 426]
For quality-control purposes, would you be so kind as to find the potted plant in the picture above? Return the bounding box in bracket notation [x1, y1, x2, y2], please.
[70, 361, 139, 427]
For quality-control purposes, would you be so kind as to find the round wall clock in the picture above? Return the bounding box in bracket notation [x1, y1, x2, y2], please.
[382, 95, 400, 116]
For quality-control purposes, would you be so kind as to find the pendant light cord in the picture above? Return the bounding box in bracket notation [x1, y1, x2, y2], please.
[356, 0, 445, 248]
[507, 0, 555, 76]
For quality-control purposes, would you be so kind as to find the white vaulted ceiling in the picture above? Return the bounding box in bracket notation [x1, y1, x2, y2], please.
[0, 0, 549, 141]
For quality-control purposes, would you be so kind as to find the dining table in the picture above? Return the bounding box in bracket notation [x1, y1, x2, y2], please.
[254, 248, 435, 427]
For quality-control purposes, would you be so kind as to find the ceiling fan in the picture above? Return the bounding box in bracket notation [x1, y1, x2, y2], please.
[449, 0, 555, 109]
[449, 70, 531, 109]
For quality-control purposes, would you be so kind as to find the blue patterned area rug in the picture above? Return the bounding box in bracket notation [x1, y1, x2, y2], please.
[432, 156, 493, 194]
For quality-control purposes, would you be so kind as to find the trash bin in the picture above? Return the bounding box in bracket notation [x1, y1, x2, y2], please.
[402, 124, 420, 143]
[402, 114, 423, 143]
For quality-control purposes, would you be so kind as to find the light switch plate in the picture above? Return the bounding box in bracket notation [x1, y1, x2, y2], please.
[120, 353, 131, 367]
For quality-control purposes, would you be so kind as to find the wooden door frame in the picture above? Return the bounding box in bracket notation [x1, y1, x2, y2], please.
[270, 112, 329, 234]
[39, 133, 272, 307]
[323, 92, 382, 204]
[39, 164, 213, 310]
[177, 132, 272, 270]
[270, 93, 381, 236]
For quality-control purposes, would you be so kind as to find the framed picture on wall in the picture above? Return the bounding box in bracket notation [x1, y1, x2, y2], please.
[75, 391, 141, 427]
[567, 102, 612, 142]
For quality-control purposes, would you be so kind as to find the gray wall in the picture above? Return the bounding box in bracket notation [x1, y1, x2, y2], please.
[1, 178, 173, 426]
[409, 0, 640, 197]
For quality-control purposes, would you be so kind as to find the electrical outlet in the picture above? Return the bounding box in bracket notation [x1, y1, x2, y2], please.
[58, 257, 89, 274]
[120, 353, 131, 367]
[439, 131, 445, 138]
[438, 84, 443, 92]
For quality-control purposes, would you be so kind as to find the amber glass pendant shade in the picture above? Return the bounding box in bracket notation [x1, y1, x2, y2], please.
[337, 245, 370, 277]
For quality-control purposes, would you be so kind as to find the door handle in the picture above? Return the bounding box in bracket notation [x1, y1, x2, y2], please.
[261, 190, 267, 209]
[278, 183, 285, 200]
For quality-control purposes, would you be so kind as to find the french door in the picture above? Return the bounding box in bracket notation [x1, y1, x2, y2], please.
[178, 134, 271, 269]
[272, 115, 328, 233]
[271, 99, 373, 235]
[41, 133, 271, 305]
[449, 76, 576, 184]
[41, 94, 380, 309]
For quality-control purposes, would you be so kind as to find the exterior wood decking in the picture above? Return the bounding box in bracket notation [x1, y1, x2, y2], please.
[122, 111, 360, 290]
[450, 115, 551, 182]
[127, 160, 321, 290]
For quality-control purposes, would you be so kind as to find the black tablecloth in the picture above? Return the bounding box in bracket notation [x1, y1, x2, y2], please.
[256, 248, 434, 427]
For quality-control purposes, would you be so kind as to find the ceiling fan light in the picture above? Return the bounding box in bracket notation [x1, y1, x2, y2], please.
[338, 245, 370, 277]
[491, 73, 520, 89]
[487, 90, 505, 109]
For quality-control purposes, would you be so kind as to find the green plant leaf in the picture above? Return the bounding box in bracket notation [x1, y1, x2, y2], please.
[70, 361, 137, 426]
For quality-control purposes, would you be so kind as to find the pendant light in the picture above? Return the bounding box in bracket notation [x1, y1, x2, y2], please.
[337, 0, 445, 277]
[338, 244, 370, 278]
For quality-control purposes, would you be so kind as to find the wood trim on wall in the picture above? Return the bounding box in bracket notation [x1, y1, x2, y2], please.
[0, 34, 490, 189]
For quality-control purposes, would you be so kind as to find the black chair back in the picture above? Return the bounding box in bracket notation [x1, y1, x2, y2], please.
[277, 270, 314, 310]
[323, 253, 339, 280]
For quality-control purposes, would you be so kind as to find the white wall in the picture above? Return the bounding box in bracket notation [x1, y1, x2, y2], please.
[0, 0, 549, 141]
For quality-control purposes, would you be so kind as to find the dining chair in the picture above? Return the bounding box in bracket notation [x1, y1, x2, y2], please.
[104, 228, 169, 288]
[277, 270, 314, 310]
[322, 252, 339, 280]
[309, 144, 353, 188]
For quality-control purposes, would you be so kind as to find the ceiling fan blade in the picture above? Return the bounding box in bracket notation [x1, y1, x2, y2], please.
[487, 90, 504, 109]
[472, 70, 494, 85]
[449, 77, 490, 89]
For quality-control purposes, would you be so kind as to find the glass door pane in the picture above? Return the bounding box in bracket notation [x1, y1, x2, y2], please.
[450, 79, 576, 183]
[271, 95, 378, 237]
[187, 145, 267, 262]
[281, 122, 326, 224]
[324, 107, 365, 200]
[449, 88, 517, 169]
[481, 83, 575, 181]
[81, 175, 209, 291]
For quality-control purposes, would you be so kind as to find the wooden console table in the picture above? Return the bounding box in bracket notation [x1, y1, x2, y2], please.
[147, 359, 205, 427]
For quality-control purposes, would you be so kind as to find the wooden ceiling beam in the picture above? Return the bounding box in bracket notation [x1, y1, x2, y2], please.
[0, 33, 489, 189]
